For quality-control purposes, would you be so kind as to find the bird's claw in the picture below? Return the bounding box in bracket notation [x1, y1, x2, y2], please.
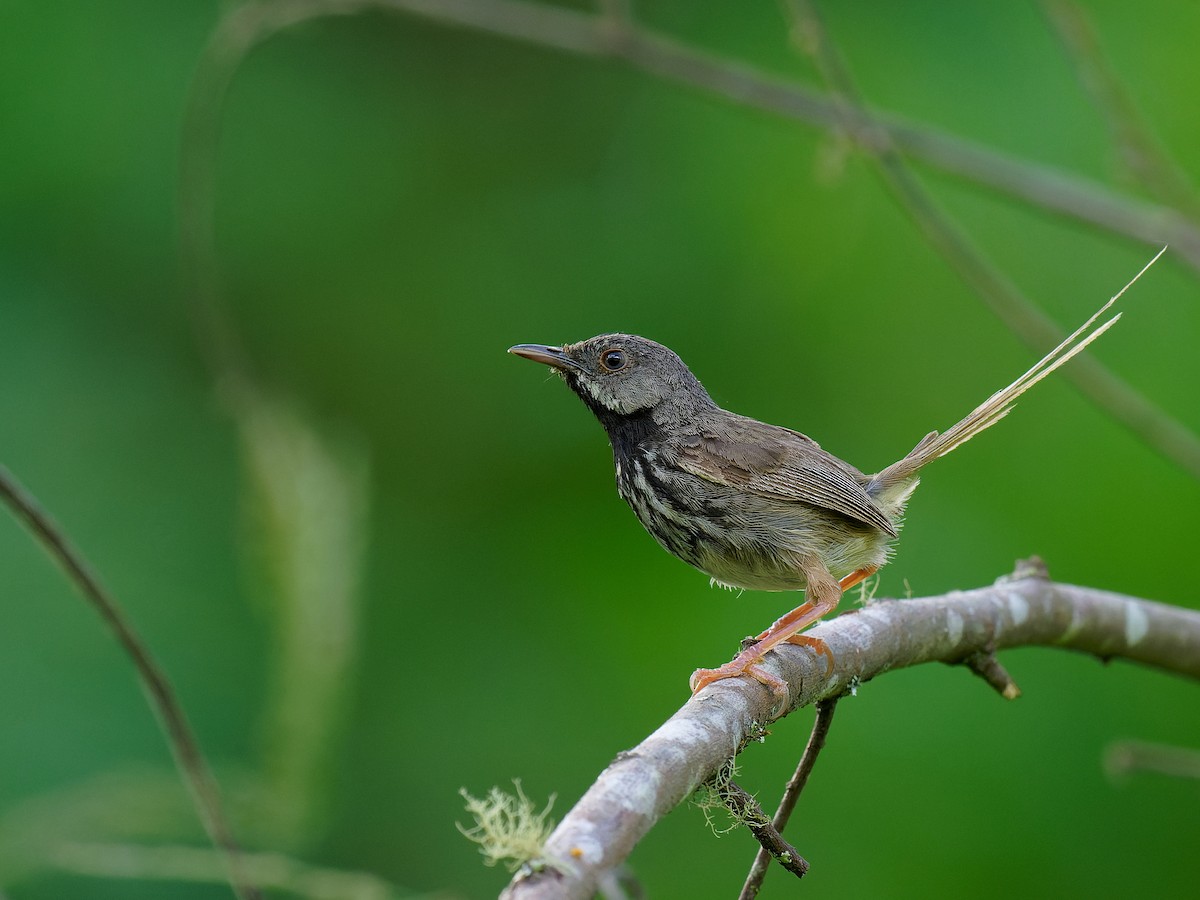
[690, 659, 790, 706]
[783, 633, 836, 677]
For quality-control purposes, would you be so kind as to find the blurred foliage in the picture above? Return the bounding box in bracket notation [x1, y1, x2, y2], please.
[1, 1, 1198, 898]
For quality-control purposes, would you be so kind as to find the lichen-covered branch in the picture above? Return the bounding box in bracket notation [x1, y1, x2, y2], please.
[500, 569, 1200, 899]
[713, 779, 808, 881]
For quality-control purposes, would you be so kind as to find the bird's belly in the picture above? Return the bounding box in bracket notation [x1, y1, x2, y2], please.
[694, 528, 890, 592]
[616, 452, 892, 592]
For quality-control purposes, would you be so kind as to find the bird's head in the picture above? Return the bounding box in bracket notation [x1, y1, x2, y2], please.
[509, 333, 714, 422]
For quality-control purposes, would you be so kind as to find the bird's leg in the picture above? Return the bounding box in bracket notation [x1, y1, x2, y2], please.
[690, 556, 846, 702]
[837, 565, 879, 593]
[754, 566, 878, 640]
[780, 565, 879, 673]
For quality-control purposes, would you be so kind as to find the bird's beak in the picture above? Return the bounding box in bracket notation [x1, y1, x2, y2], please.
[508, 343, 584, 372]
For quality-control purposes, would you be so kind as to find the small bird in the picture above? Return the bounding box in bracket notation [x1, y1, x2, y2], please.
[509, 258, 1158, 701]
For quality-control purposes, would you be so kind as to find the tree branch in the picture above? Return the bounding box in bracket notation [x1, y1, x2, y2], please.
[500, 569, 1200, 899]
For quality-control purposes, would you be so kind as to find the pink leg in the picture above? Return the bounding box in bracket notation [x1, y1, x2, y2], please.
[690, 558, 867, 704]
[837, 565, 878, 593]
[778, 565, 879, 672]
[752, 566, 879, 641]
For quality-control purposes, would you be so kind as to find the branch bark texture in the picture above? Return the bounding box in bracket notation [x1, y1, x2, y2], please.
[501, 573, 1200, 899]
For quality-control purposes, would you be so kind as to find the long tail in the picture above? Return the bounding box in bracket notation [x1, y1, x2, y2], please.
[868, 247, 1166, 495]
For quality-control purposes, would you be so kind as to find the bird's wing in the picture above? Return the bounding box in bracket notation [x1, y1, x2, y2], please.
[675, 416, 898, 537]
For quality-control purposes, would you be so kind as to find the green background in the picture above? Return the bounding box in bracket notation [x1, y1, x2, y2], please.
[2, 1, 1198, 897]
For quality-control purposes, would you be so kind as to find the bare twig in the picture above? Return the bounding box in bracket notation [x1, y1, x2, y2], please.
[786, 0, 1200, 481]
[714, 780, 809, 881]
[739, 698, 839, 900]
[596, 0, 631, 30]
[500, 574, 1200, 899]
[0, 466, 259, 900]
[960, 649, 1022, 700]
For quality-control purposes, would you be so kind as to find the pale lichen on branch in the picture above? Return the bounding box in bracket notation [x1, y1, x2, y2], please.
[458, 782, 558, 874]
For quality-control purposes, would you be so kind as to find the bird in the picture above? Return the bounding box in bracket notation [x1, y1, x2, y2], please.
[508, 256, 1160, 702]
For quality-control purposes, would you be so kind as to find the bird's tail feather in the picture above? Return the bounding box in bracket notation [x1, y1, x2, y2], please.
[868, 247, 1165, 495]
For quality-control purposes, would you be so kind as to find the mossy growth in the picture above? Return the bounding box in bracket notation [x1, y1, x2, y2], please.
[457, 781, 556, 872]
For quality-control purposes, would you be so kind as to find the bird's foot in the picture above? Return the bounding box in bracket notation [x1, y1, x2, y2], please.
[690, 633, 836, 704]
[690, 651, 790, 704]
[692, 556, 846, 704]
[784, 633, 835, 677]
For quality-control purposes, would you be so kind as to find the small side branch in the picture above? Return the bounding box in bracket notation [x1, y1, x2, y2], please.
[738, 698, 839, 899]
[501, 575, 1200, 899]
[714, 780, 809, 880]
[961, 649, 1022, 699]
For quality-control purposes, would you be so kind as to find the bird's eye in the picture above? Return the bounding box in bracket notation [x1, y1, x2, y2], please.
[600, 348, 627, 372]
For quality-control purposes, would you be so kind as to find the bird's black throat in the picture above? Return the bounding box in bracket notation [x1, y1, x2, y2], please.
[565, 375, 707, 563]
[564, 373, 667, 463]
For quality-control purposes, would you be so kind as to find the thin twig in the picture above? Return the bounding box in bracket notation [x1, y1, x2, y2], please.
[596, 0, 631, 29]
[739, 697, 839, 899]
[786, 0, 1200, 481]
[0, 465, 259, 900]
[714, 780, 809, 881]
[960, 649, 1022, 700]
